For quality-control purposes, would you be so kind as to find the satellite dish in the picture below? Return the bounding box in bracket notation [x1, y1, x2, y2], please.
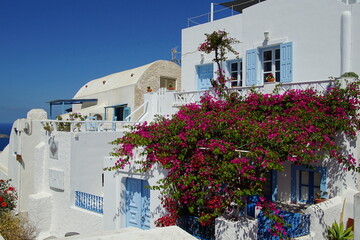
[171, 47, 181, 64]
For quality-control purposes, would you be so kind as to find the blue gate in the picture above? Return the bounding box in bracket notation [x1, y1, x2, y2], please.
[257, 210, 310, 239]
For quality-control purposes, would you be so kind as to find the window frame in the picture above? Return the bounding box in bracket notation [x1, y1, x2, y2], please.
[227, 59, 243, 87]
[261, 47, 280, 83]
[291, 165, 327, 203]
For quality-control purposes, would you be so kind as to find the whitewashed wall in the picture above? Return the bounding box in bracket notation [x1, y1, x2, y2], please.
[27, 123, 123, 237]
[181, 0, 360, 90]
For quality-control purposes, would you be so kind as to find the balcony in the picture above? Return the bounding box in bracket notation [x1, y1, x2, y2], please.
[173, 79, 334, 107]
[75, 191, 103, 214]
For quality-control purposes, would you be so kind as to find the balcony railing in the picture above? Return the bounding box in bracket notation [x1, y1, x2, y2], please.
[75, 191, 103, 214]
[40, 120, 140, 133]
[173, 80, 334, 107]
[257, 210, 311, 239]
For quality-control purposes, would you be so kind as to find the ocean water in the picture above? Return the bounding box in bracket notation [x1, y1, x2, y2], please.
[0, 123, 12, 151]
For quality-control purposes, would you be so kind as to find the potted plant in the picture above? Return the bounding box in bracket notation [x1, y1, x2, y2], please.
[314, 190, 328, 204]
[266, 73, 275, 82]
[327, 221, 353, 240]
[168, 83, 175, 90]
[147, 86, 152, 92]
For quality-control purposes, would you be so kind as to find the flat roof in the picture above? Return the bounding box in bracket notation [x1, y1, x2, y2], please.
[47, 99, 98, 105]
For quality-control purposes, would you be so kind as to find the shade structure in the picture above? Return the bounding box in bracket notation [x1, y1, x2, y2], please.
[219, 0, 266, 13]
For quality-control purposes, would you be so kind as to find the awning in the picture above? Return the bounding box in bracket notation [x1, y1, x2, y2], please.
[219, 0, 266, 13]
[47, 99, 98, 119]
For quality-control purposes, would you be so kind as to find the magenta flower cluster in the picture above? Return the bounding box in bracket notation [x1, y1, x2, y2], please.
[107, 79, 360, 235]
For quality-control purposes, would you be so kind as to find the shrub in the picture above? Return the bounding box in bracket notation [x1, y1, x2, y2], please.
[0, 179, 17, 215]
[341, 72, 359, 79]
[327, 221, 353, 240]
[0, 212, 38, 240]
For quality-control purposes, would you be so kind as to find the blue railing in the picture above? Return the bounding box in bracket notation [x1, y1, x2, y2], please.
[177, 216, 215, 240]
[257, 210, 310, 239]
[75, 191, 103, 214]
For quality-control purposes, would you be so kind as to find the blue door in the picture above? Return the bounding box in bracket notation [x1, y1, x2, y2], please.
[125, 178, 150, 229]
[197, 64, 213, 90]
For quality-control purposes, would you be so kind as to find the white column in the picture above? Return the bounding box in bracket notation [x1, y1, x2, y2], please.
[210, 3, 214, 22]
[341, 11, 352, 74]
[354, 193, 360, 240]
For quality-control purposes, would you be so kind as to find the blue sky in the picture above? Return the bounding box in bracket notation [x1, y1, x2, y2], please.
[0, 0, 233, 123]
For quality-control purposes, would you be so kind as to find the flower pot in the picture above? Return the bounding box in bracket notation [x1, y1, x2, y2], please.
[267, 78, 275, 82]
[147, 89, 152, 92]
[314, 198, 327, 204]
[168, 87, 175, 90]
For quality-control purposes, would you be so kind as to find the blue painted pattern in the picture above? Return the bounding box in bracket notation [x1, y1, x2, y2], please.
[75, 191, 103, 214]
[257, 210, 310, 239]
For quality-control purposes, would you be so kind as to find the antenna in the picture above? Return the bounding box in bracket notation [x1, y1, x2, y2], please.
[171, 47, 181, 65]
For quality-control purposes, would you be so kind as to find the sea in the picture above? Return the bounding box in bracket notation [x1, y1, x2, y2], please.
[0, 123, 12, 151]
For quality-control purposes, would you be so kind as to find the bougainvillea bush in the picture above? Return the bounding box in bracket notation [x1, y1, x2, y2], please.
[107, 79, 360, 226]
[106, 31, 360, 237]
[0, 179, 17, 215]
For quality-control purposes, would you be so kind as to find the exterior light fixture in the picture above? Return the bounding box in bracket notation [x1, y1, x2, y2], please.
[264, 31, 270, 41]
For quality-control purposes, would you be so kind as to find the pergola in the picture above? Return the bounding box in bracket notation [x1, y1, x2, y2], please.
[47, 99, 97, 119]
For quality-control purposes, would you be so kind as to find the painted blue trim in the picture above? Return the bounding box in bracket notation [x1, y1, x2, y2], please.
[271, 170, 278, 201]
[246, 49, 258, 86]
[197, 64, 214, 90]
[123, 107, 131, 121]
[291, 165, 297, 202]
[227, 59, 243, 87]
[125, 178, 151, 230]
[257, 210, 310, 239]
[75, 191, 103, 214]
[280, 42, 293, 83]
[291, 165, 327, 203]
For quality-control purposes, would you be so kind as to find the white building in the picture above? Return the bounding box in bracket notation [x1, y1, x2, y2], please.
[1, 0, 360, 239]
[0, 60, 181, 239]
[182, 0, 360, 91]
[180, 0, 360, 239]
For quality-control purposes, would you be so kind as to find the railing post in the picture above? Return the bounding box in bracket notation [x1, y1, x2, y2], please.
[210, 3, 214, 22]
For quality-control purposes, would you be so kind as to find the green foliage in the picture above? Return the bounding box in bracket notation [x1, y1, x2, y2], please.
[341, 72, 359, 79]
[43, 112, 87, 132]
[327, 221, 354, 240]
[108, 31, 360, 236]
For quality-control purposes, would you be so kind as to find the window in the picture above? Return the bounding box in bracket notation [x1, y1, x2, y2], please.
[228, 60, 243, 87]
[299, 170, 321, 202]
[262, 48, 280, 82]
[160, 77, 176, 90]
[246, 42, 292, 86]
[291, 165, 326, 203]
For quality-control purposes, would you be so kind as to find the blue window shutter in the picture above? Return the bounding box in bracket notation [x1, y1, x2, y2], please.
[197, 64, 213, 90]
[280, 42, 293, 82]
[246, 49, 258, 86]
[291, 165, 297, 203]
[271, 170, 278, 202]
[123, 107, 131, 121]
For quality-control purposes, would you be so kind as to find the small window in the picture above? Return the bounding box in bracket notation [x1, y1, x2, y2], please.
[292, 165, 326, 203]
[160, 77, 176, 90]
[262, 48, 280, 82]
[228, 60, 242, 87]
